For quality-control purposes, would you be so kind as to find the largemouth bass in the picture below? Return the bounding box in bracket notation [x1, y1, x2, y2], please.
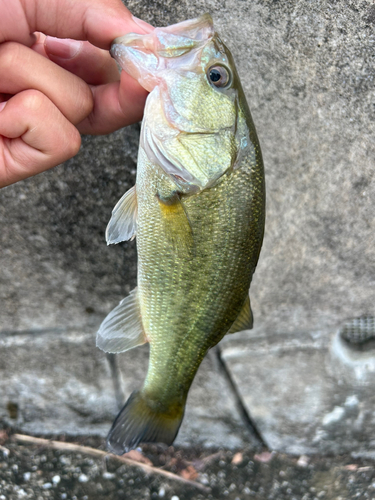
[97, 14, 265, 454]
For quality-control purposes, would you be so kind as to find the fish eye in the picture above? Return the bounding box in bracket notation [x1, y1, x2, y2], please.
[207, 65, 231, 88]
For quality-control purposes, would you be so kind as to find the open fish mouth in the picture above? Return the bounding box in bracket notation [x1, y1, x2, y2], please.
[110, 14, 214, 92]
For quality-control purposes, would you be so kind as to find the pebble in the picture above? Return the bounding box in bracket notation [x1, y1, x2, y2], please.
[297, 455, 310, 467]
[102, 472, 116, 480]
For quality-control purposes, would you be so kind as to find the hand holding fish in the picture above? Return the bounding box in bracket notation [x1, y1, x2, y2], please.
[0, 0, 153, 188]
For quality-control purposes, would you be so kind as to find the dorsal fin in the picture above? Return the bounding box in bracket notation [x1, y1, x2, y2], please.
[156, 192, 194, 257]
[96, 288, 147, 353]
[106, 185, 138, 245]
[227, 295, 253, 334]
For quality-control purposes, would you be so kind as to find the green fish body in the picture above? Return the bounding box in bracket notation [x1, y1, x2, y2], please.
[97, 14, 265, 454]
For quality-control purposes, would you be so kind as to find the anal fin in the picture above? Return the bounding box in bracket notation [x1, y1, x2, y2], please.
[156, 192, 194, 258]
[106, 185, 138, 245]
[96, 287, 147, 353]
[227, 295, 253, 334]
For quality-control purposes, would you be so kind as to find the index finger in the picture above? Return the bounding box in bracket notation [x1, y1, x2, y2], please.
[2, 0, 153, 48]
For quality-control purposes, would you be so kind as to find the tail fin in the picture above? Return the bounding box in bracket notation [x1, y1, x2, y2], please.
[107, 390, 184, 455]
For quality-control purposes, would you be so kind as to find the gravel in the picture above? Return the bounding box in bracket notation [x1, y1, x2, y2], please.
[0, 432, 374, 499]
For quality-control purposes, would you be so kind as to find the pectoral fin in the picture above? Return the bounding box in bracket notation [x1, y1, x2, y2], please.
[106, 185, 138, 245]
[227, 295, 253, 334]
[156, 192, 194, 257]
[96, 287, 147, 353]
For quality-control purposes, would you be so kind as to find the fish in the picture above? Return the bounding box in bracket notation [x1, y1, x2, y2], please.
[96, 13, 265, 454]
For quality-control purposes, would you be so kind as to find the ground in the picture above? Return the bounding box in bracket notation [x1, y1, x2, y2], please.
[0, 431, 374, 500]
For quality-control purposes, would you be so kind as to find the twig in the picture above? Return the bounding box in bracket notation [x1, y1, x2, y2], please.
[200, 450, 224, 464]
[13, 434, 210, 493]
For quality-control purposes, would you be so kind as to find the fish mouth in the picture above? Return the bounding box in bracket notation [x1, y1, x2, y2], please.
[110, 14, 214, 92]
[111, 13, 213, 56]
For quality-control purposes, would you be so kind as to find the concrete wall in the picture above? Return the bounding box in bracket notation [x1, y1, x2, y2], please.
[1, 0, 374, 454]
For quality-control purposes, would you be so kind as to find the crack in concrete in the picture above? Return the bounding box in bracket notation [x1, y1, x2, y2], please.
[0, 327, 74, 337]
[215, 347, 265, 448]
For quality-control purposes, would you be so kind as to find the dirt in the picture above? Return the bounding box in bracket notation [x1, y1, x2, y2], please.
[0, 431, 374, 500]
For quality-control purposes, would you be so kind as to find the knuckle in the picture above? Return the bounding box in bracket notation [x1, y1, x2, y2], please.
[55, 125, 81, 162]
[18, 89, 46, 113]
[65, 127, 82, 158]
[74, 84, 94, 123]
[0, 42, 24, 71]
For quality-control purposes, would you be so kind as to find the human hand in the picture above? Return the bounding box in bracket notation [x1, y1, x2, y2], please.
[0, 0, 153, 188]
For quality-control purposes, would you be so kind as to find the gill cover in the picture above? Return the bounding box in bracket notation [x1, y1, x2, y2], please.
[111, 14, 251, 193]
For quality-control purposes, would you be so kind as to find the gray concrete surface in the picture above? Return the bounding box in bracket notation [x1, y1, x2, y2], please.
[221, 329, 375, 456]
[0, 329, 255, 449]
[0, 129, 139, 332]
[1, 0, 375, 454]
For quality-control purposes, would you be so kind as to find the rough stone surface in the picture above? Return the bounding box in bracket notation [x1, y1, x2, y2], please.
[0, 129, 139, 332]
[1, 0, 375, 453]
[221, 330, 375, 456]
[0, 330, 253, 449]
[0, 329, 117, 436]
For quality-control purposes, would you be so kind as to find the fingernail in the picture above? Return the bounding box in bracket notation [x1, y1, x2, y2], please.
[132, 16, 154, 33]
[0, 102, 6, 112]
[45, 36, 83, 59]
[33, 31, 46, 44]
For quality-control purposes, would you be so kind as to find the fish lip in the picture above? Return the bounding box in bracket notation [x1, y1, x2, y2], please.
[110, 13, 214, 65]
[112, 33, 139, 46]
[111, 32, 149, 52]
